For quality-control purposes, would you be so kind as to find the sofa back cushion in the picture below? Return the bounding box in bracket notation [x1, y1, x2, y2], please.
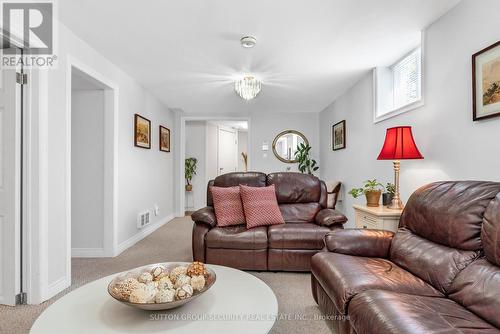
[240, 184, 285, 228]
[448, 193, 500, 328]
[399, 181, 500, 250]
[207, 172, 267, 206]
[210, 186, 246, 227]
[279, 203, 321, 223]
[390, 229, 480, 294]
[390, 181, 500, 294]
[267, 172, 321, 204]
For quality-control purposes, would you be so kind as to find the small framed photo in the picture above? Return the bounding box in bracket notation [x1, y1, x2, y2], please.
[134, 114, 151, 149]
[332, 120, 346, 151]
[159, 126, 170, 152]
[473, 40, 500, 121]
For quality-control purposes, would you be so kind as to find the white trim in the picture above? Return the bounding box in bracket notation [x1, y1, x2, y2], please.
[71, 248, 105, 258]
[45, 277, 69, 300]
[66, 56, 120, 285]
[116, 214, 175, 256]
[178, 116, 252, 215]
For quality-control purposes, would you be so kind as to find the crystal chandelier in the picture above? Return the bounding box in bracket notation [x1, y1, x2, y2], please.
[235, 75, 262, 100]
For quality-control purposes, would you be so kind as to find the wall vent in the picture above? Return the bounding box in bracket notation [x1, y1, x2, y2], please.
[137, 211, 151, 229]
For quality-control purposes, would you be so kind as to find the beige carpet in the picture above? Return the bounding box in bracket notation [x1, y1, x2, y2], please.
[0, 216, 330, 334]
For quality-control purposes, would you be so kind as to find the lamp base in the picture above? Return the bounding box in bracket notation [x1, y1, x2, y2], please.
[387, 198, 403, 210]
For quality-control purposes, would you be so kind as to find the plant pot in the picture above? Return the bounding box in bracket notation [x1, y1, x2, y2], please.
[382, 193, 394, 206]
[365, 190, 382, 207]
[185, 184, 193, 192]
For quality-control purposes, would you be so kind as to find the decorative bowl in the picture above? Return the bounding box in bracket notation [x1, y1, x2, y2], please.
[107, 262, 216, 311]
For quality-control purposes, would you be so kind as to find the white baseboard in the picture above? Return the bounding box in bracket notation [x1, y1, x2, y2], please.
[44, 276, 70, 301]
[115, 214, 175, 256]
[72, 247, 106, 258]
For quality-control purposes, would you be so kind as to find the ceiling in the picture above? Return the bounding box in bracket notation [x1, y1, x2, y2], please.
[59, 0, 460, 114]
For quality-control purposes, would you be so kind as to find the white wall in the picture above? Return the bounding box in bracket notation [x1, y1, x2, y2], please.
[238, 131, 248, 172]
[205, 122, 218, 183]
[42, 22, 175, 300]
[71, 90, 104, 250]
[319, 0, 500, 226]
[185, 121, 207, 211]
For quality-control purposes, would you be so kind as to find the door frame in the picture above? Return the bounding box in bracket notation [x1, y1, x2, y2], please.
[66, 56, 119, 261]
[178, 116, 251, 216]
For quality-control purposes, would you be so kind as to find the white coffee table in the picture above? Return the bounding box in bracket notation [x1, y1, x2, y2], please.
[31, 265, 278, 334]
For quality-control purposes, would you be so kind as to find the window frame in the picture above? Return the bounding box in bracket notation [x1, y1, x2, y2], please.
[373, 33, 425, 123]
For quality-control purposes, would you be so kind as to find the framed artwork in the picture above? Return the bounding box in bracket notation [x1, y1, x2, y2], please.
[332, 120, 346, 151]
[473, 40, 500, 121]
[134, 114, 151, 149]
[159, 125, 170, 152]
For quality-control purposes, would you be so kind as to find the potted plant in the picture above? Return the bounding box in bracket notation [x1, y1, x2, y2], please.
[294, 143, 319, 175]
[383, 183, 395, 206]
[348, 179, 384, 207]
[185, 157, 197, 191]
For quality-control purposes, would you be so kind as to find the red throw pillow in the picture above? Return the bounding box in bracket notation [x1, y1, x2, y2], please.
[210, 186, 246, 227]
[240, 184, 285, 229]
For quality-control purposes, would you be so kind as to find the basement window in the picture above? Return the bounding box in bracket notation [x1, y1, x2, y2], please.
[374, 44, 424, 123]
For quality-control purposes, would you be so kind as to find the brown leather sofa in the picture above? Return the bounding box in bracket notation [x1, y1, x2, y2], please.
[191, 172, 348, 271]
[311, 181, 500, 333]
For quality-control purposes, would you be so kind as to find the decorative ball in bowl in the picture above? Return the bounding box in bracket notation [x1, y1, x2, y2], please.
[108, 261, 216, 311]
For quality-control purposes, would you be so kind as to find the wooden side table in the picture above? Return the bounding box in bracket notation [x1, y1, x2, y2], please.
[353, 204, 403, 232]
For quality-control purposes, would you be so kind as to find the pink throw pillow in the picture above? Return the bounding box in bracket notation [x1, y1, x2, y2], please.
[210, 186, 246, 227]
[240, 184, 285, 229]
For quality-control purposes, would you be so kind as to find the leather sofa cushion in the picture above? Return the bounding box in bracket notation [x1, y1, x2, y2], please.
[349, 290, 499, 334]
[311, 252, 442, 315]
[279, 203, 321, 223]
[268, 223, 331, 250]
[206, 248, 267, 270]
[400, 181, 500, 250]
[205, 225, 268, 250]
[483, 193, 500, 266]
[207, 172, 267, 206]
[267, 172, 321, 204]
[449, 258, 500, 328]
[390, 228, 480, 294]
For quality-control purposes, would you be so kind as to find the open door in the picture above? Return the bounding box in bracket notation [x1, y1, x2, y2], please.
[217, 126, 238, 175]
[0, 61, 22, 305]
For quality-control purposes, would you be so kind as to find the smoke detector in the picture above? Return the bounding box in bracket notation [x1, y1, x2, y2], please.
[240, 36, 257, 48]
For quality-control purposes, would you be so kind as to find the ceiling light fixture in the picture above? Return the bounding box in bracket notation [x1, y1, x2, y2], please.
[240, 36, 257, 48]
[235, 75, 262, 100]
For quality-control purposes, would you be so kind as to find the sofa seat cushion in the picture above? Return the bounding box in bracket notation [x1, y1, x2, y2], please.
[268, 223, 330, 250]
[311, 252, 442, 314]
[205, 225, 268, 250]
[349, 290, 500, 334]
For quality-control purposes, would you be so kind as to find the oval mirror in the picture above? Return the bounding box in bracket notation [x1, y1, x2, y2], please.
[272, 130, 309, 163]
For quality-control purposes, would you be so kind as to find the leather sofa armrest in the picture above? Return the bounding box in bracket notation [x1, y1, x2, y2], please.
[324, 229, 394, 258]
[191, 206, 217, 227]
[315, 209, 348, 227]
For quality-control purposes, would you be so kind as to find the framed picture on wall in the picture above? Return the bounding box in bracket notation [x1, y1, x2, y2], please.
[159, 125, 170, 152]
[134, 114, 151, 149]
[332, 120, 346, 150]
[473, 40, 500, 121]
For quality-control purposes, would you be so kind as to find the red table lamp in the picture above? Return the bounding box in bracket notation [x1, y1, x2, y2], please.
[377, 126, 423, 209]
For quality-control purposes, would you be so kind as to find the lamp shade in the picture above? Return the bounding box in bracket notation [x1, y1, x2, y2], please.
[377, 126, 423, 160]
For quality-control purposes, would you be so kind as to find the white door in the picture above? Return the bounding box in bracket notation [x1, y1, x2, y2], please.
[0, 67, 22, 305]
[217, 127, 238, 175]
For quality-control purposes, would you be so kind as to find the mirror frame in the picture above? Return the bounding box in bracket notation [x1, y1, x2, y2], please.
[272, 130, 309, 163]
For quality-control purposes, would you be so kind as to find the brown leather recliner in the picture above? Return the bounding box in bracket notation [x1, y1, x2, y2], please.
[191, 172, 348, 271]
[311, 181, 500, 333]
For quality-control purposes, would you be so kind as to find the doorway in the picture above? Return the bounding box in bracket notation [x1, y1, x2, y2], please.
[183, 119, 249, 213]
[69, 61, 118, 259]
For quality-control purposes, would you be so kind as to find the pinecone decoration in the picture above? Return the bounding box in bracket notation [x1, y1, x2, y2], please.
[187, 261, 207, 278]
